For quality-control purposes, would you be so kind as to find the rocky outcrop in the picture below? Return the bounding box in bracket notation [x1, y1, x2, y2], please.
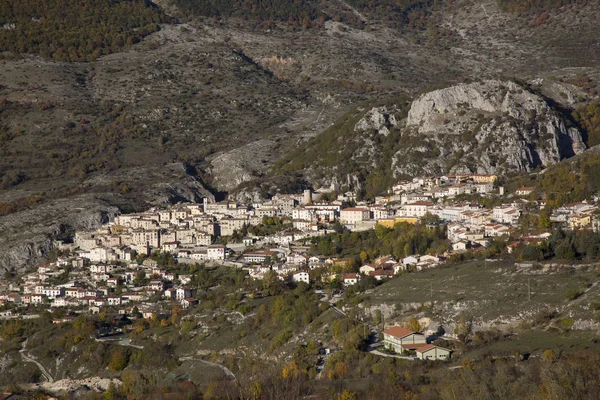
[84, 163, 215, 206]
[354, 105, 398, 136]
[264, 80, 587, 197]
[22, 377, 122, 396]
[0, 163, 216, 277]
[0, 195, 120, 277]
[394, 80, 586, 176]
[209, 140, 276, 192]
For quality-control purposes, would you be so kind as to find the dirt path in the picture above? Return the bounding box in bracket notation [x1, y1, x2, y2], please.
[19, 344, 54, 383]
[179, 357, 237, 382]
[334, 0, 367, 22]
[95, 336, 144, 349]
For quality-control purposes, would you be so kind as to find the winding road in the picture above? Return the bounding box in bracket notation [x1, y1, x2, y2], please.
[19, 345, 54, 383]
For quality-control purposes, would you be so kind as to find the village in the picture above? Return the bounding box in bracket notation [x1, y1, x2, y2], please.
[1, 173, 599, 361]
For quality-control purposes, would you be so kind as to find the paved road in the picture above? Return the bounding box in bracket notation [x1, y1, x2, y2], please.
[19, 347, 54, 383]
[368, 349, 415, 360]
[179, 357, 237, 382]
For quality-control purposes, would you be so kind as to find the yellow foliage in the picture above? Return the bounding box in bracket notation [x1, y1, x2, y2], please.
[337, 389, 357, 400]
[542, 349, 556, 361]
[249, 381, 263, 400]
[281, 361, 299, 379]
[334, 362, 349, 379]
[405, 317, 422, 332]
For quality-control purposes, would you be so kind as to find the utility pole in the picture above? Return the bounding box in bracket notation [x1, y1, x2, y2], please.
[528, 278, 531, 302]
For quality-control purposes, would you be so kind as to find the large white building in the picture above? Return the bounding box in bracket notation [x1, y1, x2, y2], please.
[492, 206, 521, 225]
[340, 208, 370, 224]
[399, 201, 434, 218]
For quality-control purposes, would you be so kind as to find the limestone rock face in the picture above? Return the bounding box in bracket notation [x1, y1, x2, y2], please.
[0, 195, 119, 277]
[210, 140, 277, 192]
[395, 80, 586, 176]
[0, 162, 215, 277]
[354, 106, 398, 136]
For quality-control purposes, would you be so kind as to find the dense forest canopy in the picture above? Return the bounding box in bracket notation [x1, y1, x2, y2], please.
[0, 0, 169, 61]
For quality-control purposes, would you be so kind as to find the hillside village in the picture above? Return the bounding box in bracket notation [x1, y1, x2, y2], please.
[1, 172, 600, 359]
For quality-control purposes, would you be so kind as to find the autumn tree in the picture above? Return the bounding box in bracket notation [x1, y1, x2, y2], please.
[405, 317, 422, 332]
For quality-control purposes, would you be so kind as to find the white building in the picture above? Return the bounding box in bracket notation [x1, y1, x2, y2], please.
[292, 271, 310, 284]
[492, 206, 521, 225]
[400, 202, 434, 218]
[343, 273, 359, 286]
[207, 245, 226, 260]
[340, 208, 370, 224]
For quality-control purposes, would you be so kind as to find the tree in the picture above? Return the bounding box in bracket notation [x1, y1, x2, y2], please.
[405, 317, 421, 332]
[306, 339, 320, 355]
[131, 306, 142, 318]
[104, 382, 124, 400]
[262, 270, 282, 296]
[281, 361, 300, 379]
[455, 314, 472, 341]
[555, 241, 576, 260]
[542, 349, 557, 361]
[171, 306, 182, 325]
[359, 251, 368, 264]
[520, 245, 543, 261]
[249, 381, 263, 400]
[109, 348, 129, 371]
[337, 389, 358, 400]
[373, 310, 382, 326]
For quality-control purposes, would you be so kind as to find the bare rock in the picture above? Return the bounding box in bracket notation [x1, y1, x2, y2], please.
[396, 79, 585, 176]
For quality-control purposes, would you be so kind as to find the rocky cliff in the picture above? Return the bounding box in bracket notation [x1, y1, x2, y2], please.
[0, 163, 215, 277]
[0, 195, 120, 277]
[266, 79, 588, 197]
[395, 80, 586, 176]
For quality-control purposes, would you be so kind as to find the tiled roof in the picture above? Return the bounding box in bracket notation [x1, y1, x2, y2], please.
[383, 326, 416, 338]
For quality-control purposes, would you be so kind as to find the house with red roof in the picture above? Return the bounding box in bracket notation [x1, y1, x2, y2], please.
[383, 325, 451, 360]
[383, 326, 426, 352]
[415, 344, 451, 360]
[343, 273, 359, 286]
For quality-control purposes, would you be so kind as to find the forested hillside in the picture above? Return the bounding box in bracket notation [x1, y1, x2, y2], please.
[173, 0, 439, 29]
[173, 0, 323, 23]
[0, 0, 168, 61]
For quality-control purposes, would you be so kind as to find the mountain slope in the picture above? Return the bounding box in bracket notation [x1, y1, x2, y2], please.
[0, 0, 168, 61]
[267, 80, 588, 198]
[0, 0, 600, 273]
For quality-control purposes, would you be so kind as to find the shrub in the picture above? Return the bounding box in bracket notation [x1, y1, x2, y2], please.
[566, 288, 583, 301]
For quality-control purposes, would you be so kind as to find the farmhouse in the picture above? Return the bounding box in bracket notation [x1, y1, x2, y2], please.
[383, 326, 426, 352]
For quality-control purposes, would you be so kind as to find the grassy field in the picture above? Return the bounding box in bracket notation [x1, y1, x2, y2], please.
[362, 260, 600, 326]
[462, 329, 600, 360]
